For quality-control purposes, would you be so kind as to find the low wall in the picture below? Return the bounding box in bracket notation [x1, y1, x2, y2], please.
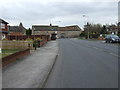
[2, 49, 30, 67]
[39, 39, 47, 47]
[0, 41, 34, 50]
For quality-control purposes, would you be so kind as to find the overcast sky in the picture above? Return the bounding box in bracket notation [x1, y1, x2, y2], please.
[0, 0, 119, 29]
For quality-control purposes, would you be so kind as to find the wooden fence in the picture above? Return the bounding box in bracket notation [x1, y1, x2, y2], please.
[6, 35, 51, 41]
[0, 41, 34, 50]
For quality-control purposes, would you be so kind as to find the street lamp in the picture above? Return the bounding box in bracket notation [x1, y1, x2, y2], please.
[83, 15, 90, 39]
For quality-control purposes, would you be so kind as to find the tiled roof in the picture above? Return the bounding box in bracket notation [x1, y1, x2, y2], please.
[32, 25, 81, 31]
[9, 23, 26, 33]
[32, 25, 59, 31]
[59, 25, 81, 31]
[0, 18, 8, 24]
[9, 26, 21, 32]
[0, 30, 8, 33]
[108, 25, 118, 30]
[9, 32, 23, 35]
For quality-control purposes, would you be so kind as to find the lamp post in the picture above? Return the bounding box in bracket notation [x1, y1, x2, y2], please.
[83, 15, 90, 39]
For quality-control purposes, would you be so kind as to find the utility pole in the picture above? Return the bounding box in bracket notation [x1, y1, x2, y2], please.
[87, 22, 90, 39]
[83, 15, 90, 39]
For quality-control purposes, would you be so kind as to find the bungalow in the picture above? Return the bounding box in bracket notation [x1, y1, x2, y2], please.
[0, 18, 9, 40]
[32, 24, 82, 39]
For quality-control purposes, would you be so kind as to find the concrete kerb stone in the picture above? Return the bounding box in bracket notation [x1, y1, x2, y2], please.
[39, 40, 60, 88]
[40, 53, 59, 88]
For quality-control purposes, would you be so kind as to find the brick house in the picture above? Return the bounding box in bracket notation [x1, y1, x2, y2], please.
[32, 24, 82, 38]
[0, 18, 9, 40]
[58, 25, 82, 38]
[8, 22, 26, 35]
[107, 24, 119, 34]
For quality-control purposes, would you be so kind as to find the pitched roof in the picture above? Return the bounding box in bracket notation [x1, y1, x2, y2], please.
[32, 25, 81, 31]
[108, 25, 118, 30]
[59, 25, 81, 31]
[9, 23, 26, 33]
[0, 18, 9, 24]
[9, 32, 23, 35]
[0, 30, 8, 33]
[9, 26, 21, 32]
[32, 25, 59, 31]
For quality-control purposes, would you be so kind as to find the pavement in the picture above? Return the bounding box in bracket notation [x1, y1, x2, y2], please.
[2, 40, 59, 88]
[45, 38, 118, 88]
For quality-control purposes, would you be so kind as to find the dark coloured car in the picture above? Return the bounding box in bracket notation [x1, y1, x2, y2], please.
[105, 34, 120, 43]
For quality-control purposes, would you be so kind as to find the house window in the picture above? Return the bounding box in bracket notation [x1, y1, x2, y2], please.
[1, 23, 5, 29]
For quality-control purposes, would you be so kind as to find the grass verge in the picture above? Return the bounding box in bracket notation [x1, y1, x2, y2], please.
[0, 49, 19, 58]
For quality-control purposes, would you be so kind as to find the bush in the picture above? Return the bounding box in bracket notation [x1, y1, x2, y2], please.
[35, 38, 42, 41]
[2, 38, 8, 41]
[26, 38, 33, 41]
[90, 34, 100, 38]
[117, 33, 120, 37]
[33, 40, 39, 47]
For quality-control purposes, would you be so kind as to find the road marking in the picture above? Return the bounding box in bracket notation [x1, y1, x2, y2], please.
[92, 47, 103, 51]
[109, 53, 119, 57]
[92, 47, 99, 49]
[70, 39, 119, 58]
[92, 46, 119, 57]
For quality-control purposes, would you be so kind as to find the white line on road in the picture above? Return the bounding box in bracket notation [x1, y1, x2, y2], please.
[92, 46, 119, 57]
[109, 53, 119, 57]
[92, 47, 103, 51]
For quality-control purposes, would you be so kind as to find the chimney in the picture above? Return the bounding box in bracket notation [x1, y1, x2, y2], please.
[19, 22, 23, 27]
[50, 23, 52, 26]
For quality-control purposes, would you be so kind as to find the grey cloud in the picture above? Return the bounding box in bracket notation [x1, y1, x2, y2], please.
[1, 1, 118, 28]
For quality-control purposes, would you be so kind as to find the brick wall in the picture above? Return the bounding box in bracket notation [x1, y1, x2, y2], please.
[2, 49, 30, 67]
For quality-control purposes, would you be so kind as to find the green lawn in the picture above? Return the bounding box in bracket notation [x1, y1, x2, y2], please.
[2, 49, 19, 53]
[0, 49, 19, 58]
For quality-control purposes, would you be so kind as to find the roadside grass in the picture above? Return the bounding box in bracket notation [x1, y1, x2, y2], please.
[0, 49, 19, 58]
[78, 37, 86, 40]
[2, 49, 19, 53]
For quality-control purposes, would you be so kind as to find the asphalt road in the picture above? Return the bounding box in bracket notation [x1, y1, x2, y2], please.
[45, 38, 118, 88]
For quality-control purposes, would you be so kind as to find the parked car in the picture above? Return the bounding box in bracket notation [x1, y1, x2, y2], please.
[105, 34, 120, 43]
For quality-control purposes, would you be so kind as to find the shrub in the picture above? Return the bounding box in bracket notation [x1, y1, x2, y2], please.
[26, 38, 33, 41]
[35, 38, 43, 41]
[2, 38, 8, 41]
[33, 40, 39, 47]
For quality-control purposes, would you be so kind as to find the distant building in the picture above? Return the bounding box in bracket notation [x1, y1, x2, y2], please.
[8, 22, 26, 35]
[107, 24, 118, 34]
[32, 24, 82, 38]
[0, 18, 9, 40]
